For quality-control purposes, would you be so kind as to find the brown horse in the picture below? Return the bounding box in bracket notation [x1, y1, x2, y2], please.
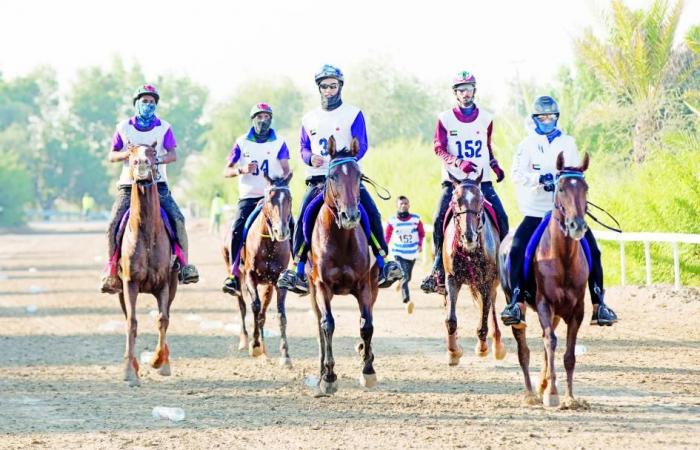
[223, 173, 293, 367]
[308, 136, 379, 396]
[501, 152, 591, 408]
[119, 142, 178, 387]
[442, 171, 506, 366]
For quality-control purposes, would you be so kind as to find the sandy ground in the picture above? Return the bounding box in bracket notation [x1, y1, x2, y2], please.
[0, 220, 699, 449]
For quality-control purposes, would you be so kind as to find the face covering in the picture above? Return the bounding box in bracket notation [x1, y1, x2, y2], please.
[253, 116, 272, 138]
[397, 211, 410, 219]
[320, 84, 343, 111]
[135, 102, 157, 129]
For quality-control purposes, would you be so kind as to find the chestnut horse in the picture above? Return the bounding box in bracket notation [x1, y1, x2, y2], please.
[119, 142, 178, 387]
[500, 152, 591, 408]
[442, 171, 506, 366]
[223, 173, 293, 367]
[308, 136, 379, 396]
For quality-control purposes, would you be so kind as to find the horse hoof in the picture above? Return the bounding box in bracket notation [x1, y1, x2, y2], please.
[238, 335, 249, 352]
[319, 379, 338, 395]
[157, 362, 171, 376]
[249, 341, 264, 357]
[474, 343, 489, 358]
[126, 375, 140, 387]
[494, 342, 507, 360]
[543, 393, 560, 408]
[359, 372, 377, 388]
[447, 348, 463, 366]
[405, 301, 414, 314]
[279, 357, 293, 369]
[560, 396, 590, 411]
[522, 392, 540, 406]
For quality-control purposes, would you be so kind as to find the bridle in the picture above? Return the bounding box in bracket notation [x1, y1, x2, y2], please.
[553, 170, 586, 235]
[261, 184, 291, 241]
[452, 180, 484, 242]
[325, 156, 360, 228]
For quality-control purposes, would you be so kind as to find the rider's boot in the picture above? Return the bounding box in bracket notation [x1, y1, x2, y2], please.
[500, 287, 528, 329]
[100, 258, 122, 294]
[590, 284, 618, 326]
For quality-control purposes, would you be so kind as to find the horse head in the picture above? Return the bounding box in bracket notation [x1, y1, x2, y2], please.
[554, 151, 590, 240]
[326, 136, 362, 230]
[449, 169, 484, 251]
[128, 141, 158, 184]
[263, 171, 293, 241]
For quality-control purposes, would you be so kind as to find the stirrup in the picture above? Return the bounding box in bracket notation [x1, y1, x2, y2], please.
[179, 265, 199, 284]
[591, 304, 618, 326]
[277, 270, 309, 295]
[420, 271, 445, 295]
[378, 261, 403, 288]
[222, 276, 241, 296]
[100, 274, 122, 294]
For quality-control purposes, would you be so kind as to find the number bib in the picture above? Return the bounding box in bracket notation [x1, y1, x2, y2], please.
[301, 103, 361, 177]
[236, 137, 286, 199]
[438, 108, 493, 182]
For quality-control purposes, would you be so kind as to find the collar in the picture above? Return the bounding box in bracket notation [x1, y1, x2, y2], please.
[452, 105, 479, 123]
[129, 115, 162, 131]
[246, 127, 277, 143]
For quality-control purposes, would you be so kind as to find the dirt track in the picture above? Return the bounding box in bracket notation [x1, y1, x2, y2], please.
[1, 220, 699, 449]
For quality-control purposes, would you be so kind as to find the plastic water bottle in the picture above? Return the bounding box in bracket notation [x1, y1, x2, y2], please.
[152, 406, 185, 422]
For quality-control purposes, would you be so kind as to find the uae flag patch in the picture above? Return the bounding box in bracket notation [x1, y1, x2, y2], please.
[449, 130, 458, 136]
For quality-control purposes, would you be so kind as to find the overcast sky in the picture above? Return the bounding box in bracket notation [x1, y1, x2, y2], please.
[1, 0, 697, 110]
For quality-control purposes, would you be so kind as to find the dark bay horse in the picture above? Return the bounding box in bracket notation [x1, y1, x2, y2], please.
[442, 171, 506, 366]
[500, 152, 591, 408]
[308, 136, 379, 395]
[223, 173, 293, 367]
[119, 142, 178, 387]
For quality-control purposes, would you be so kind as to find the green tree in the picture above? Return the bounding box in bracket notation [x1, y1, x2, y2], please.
[575, 0, 684, 162]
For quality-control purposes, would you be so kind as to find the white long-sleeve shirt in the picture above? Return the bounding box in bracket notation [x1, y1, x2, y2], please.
[511, 131, 580, 218]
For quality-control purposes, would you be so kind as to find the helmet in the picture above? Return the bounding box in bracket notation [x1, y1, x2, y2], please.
[532, 96, 559, 116]
[314, 64, 344, 85]
[250, 102, 273, 119]
[452, 70, 476, 89]
[133, 84, 159, 105]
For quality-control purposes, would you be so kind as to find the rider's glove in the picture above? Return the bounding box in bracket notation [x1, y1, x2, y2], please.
[539, 173, 555, 192]
[455, 159, 476, 174]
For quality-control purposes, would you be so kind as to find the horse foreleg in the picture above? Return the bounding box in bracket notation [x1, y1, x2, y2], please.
[123, 281, 140, 387]
[489, 282, 506, 360]
[512, 327, 537, 405]
[258, 284, 274, 357]
[275, 287, 292, 368]
[245, 272, 264, 357]
[317, 284, 337, 395]
[309, 284, 327, 393]
[474, 286, 490, 358]
[445, 275, 463, 366]
[562, 309, 587, 410]
[356, 284, 376, 389]
[537, 301, 559, 407]
[151, 286, 171, 376]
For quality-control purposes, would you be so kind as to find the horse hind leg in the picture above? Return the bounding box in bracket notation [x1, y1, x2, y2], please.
[357, 287, 377, 389]
[276, 287, 292, 368]
[513, 327, 538, 405]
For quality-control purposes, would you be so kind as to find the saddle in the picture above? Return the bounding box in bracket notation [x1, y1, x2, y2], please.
[519, 212, 592, 284]
[302, 191, 371, 247]
[442, 200, 501, 237]
[114, 207, 185, 266]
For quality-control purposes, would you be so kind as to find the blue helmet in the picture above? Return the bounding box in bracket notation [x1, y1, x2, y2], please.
[314, 64, 344, 85]
[532, 96, 559, 116]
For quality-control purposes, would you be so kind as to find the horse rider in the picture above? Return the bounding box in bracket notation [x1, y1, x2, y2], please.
[222, 103, 291, 296]
[500, 95, 618, 328]
[100, 84, 199, 294]
[276, 64, 403, 295]
[421, 70, 509, 295]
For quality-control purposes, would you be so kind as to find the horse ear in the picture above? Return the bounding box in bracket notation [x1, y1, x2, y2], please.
[476, 168, 483, 184]
[263, 171, 273, 185]
[349, 137, 359, 157]
[581, 152, 590, 172]
[327, 136, 337, 157]
[556, 151, 565, 171]
[283, 171, 293, 185]
[448, 172, 462, 188]
[151, 141, 157, 148]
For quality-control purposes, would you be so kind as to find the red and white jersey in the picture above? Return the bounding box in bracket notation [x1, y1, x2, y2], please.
[437, 108, 493, 182]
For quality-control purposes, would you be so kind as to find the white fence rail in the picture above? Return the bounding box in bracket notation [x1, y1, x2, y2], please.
[595, 231, 700, 290]
[406, 225, 699, 289]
